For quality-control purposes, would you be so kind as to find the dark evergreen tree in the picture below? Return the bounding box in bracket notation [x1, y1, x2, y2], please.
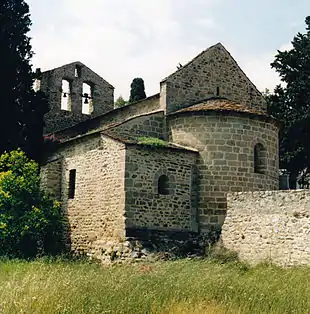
[0, 0, 48, 161]
[267, 16, 310, 187]
[129, 78, 146, 103]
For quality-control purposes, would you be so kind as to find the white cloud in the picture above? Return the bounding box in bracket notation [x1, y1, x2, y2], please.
[244, 42, 295, 92]
[225, 42, 294, 94]
[28, 0, 218, 99]
[28, 0, 292, 100]
[242, 54, 281, 92]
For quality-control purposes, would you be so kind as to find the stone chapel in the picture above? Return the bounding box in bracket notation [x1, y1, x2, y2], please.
[40, 43, 279, 258]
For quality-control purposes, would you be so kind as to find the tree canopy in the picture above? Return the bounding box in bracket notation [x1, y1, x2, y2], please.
[267, 16, 310, 188]
[129, 78, 146, 103]
[0, 150, 63, 257]
[0, 0, 48, 161]
[114, 95, 128, 108]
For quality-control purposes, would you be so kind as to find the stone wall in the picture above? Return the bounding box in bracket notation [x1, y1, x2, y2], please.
[53, 94, 161, 141]
[124, 145, 198, 232]
[40, 158, 62, 200]
[161, 43, 266, 114]
[222, 190, 310, 266]
[41, 133, 127, 254]
[104, 111, 164, 140]
[41, 62, 114, 134]
[168, 112, 279, 232]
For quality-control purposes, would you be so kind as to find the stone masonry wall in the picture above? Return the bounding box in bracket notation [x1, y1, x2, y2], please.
[40, 158, 62, 200]
[41, 62, 114, 134]
[53, 94, 161, 142]
[168, 113, 279, 232]
[222, 190, 310, 266]
[42, 134, 126, 255]
[125, 146, 198, 232]
[161, 43, 266, 114]
[104, 111, 164, 140]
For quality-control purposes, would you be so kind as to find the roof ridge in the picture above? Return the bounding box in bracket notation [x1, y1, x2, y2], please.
[160, 42, 224, 83]
[42, 61, 114, 89]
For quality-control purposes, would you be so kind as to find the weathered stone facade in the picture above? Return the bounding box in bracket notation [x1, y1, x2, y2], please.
[41, 133, 199, 257]
[39, 61, 114, 134]
[168, 111, 279, 231]
[104, 111, 164, 140]
[39, 43, 286, 264]
[160, 43, 266, 114]
[222, 190, 310, 266]
[52, 94, 161, 142]
[125, 146, 198, 232]
[48, 134, 127, 254]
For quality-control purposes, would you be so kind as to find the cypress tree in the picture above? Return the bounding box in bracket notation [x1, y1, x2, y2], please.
[0, 0, 48, 161]
[129, 78, 146, 103]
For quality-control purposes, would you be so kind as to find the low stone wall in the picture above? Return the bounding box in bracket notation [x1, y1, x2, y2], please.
[222, 190, 310, 266]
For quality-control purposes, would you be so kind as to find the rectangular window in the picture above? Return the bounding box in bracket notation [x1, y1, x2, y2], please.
[75, 65, 82, 78]
[61, 79, 71, 111]
[68, 169, 76, 199]
[82, 82, 94, 115]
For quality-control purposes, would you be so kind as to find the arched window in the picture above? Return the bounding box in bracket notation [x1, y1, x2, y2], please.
[158, 175, 169, 195]
[61, 79, 71, 111]
[82, 82, 94, 115]
[254, 143, 266, 174]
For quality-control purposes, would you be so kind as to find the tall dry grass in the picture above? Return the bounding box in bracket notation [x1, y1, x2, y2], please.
[0, 257, 309, 313]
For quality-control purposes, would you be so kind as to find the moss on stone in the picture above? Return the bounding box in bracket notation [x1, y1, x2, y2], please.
[137, 137, 168, 148]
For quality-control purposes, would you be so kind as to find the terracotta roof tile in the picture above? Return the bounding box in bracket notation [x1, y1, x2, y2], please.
[172, 98, 267, 116]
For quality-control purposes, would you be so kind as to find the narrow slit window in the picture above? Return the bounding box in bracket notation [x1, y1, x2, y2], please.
[158, 175, 169, 195]
[82, 82, 93, 114]
[68, 169, 76, 199]
[216, 86, 220, 96]
[75, 65, 81, 78]
[61, 79, 71, 111]
[254, 143, 266, 174]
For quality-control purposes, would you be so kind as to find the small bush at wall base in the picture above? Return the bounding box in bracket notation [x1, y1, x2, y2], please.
[0, 150, 63, 258]
[205, 244, 239, 263]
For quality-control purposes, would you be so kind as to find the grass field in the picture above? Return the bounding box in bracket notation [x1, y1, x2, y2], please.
[0, 257, 309, 313]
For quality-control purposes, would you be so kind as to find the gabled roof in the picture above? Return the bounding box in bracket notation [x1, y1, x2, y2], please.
[160, 42, 262, 98]
[161, 43, 223, 83]
[41, 61, 114, 89]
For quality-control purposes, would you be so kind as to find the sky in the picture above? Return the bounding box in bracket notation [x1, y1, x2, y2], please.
[27, 0, 310, 100]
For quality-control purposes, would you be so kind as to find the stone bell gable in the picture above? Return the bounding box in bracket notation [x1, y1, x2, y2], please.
[36, 61, 114, 134]
[160, 43, 266, 114]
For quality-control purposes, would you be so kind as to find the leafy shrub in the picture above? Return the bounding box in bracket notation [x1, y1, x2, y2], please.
[0, 150, 63, 258]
